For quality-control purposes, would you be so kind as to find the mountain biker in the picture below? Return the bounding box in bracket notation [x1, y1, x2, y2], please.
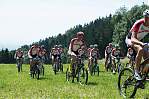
[127, 47, 136, 68]
[14, 48, 24, 69]
[58, 44, 64, 63]
[87, 45, 94, 68]
[51, 45, 59, 67]
[28, 43, 41, 74]
[105, 43, 113, 71]
[125, 9, 149, 80]
[88, 44, 99, 72]
[14, 48, 24, 60]
[39, 45, 47, 64]
[111, 45, 121, 74]
[67, 31, 86, 72]
[87, 45, 94, 57]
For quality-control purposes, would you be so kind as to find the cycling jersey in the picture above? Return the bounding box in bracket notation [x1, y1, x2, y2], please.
[105, 46, 113, 54]
[68, 38, 84, 55]
[112, 48, 120, 57]
[28, 46, 41, 58]
[39, 48, 46, 57]
[15, 51, 23, 58]
[129, 18, 149, 40]
[90, 48, 99, 58]
[51, 48, 59, 55]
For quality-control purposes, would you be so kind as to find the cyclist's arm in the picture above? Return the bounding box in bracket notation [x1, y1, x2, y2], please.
[28, 50, 32, 59]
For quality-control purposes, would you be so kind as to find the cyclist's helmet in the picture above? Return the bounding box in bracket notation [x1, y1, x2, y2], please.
[17, 48, 21, 51]
[33, 43, 38, 47]
[41, 45, 45, 49]
[54, 45, 58, 48]
[58, 44, 62, 48]
[90, 45, 94, 48]
[109, 43, 112, 47]
[115, 44, 119, 49]
[77, 32, 84, 37]
[94, 44, 98, 48]
[143, 9, 149, 17]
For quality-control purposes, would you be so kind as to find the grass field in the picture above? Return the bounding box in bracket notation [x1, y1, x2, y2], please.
[0, 59, 149, 99]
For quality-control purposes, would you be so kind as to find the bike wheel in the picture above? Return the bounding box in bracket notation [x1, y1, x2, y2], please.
[42, 66, 44, 76]
[17, 64, 20, 72]
[78, 67, 88, 85]
[60, 64, 63, 72]
[66, 68, 71, 81]
[54, 64, 57, 75]
[118, 68, 137, 98]
[97, 66, 99, 76]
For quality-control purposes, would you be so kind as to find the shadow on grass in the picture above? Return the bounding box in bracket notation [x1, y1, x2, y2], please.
[87, 82, 98, 86]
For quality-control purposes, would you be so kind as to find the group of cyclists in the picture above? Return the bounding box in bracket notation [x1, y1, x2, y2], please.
[12, 9, 149, 98]
[14, 9, 149, 83]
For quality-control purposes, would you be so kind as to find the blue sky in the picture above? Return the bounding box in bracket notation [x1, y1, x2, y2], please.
[0, 0, 148, 50]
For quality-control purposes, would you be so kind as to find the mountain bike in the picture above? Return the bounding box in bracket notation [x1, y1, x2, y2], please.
[114, 56, 124, 75]
[53, 55, 63, 74]
[16, 58, 23, 72]
[118, 45, 149, 98]
[66, 50, 88, 85]
[89, 56, 99, 76]
[30, 56, 42, 80]
[106, 54, 115, 74]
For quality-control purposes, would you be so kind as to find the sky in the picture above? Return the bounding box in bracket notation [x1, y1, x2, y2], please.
[0, 0, 148, 50]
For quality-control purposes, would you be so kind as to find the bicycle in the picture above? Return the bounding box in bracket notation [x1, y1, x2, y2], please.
[114, 56, 124, 75]
[118, 46, 149, 98]
[30, 56, 43, 79]
[106, 53, 115, 73]
[66, 50, 88, 85]
[89, 55, 99, 76]
[53, 55, 63, 74]
[16, 58, 23, 72]
[57, 55, 63, 72]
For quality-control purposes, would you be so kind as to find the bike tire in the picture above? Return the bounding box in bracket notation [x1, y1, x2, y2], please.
[118, 68, 136, 98]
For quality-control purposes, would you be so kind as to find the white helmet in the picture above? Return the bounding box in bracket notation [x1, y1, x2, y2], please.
[143, 9, 149, 17]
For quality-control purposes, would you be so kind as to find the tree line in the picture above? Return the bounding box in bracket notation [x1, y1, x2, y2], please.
[0, 4, 148, 64]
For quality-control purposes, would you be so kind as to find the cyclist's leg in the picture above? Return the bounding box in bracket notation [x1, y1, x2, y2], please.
[105, 54, 108, 70]
[69, 55, 77, 72]
[51, 55, 54, 67]
[112, 58, 116, 72]
[133, 44, 143, 70]
[132, 44, 144, 80]
[29, 59, 33, 74]
[142, 50, 149, 73]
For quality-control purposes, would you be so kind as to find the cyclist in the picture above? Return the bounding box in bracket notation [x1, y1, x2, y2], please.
[28, 43, 41, 74]
[88, 44, 99, 73]
[14, 48, 24, 71]
[39, 45, 47, 66]
[87, 45, 94, 68]
[125, 9, 149, 80]
[105, 43, 113, 70]
[127, 47, 136, 68]
[111, 45, 121, 74]
[51, 45, 59, 67]
[87, 45, 94, 57]
[67, 31, 86, 72]
[58, 44, 64, 62]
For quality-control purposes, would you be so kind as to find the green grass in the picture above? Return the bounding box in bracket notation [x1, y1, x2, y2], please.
[0, 59, 148, 99]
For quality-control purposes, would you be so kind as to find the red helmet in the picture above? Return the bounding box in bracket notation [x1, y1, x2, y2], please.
[77, 32, 84, 37]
